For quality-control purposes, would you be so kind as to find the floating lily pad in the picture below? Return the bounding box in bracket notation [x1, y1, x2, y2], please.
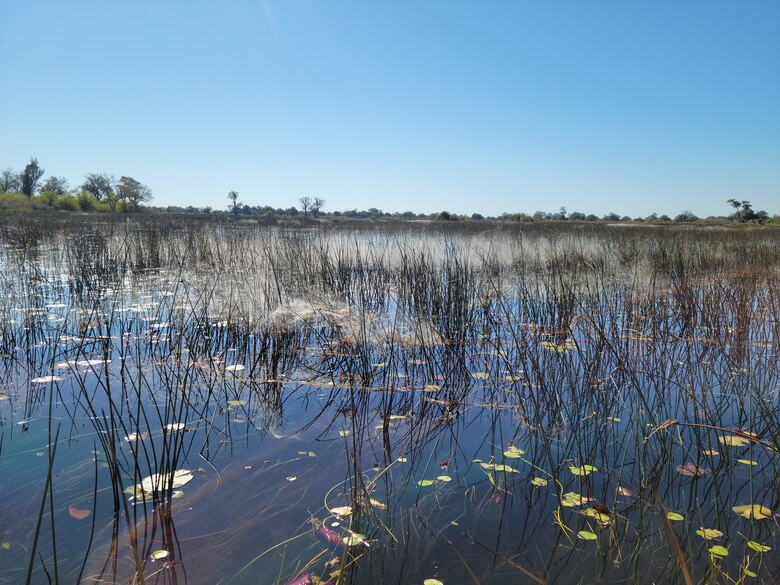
[570, 464, 597, 476]
[225, 364, 244, 372]
[342, 533, 366, 546]
[503, 445, 525, 458]
[417, 479, 435, 487]
[676, 462, 709, 477]
[666, 512, 685, 522]
[329, 506, 352, 516]
[471, 372, 489, 380]
[737, 458, 757, 466]
[424, 580, 443, 585]
[437, 475, 452, 482]
[732, 504, 773, 520]
[709, 545, 729, 558]
[747, 541, 771, 553]
[422, 385, 440, 392]
[150, 550, 169, 560]
[577, 530, 598, 540]
[164, 423, 185, 432]
[718, 435, 750, 447]
[531, 477, 548, 487]
[561, 492, 592, 507]
[338, 430, 350, 437]
[31, 376, 63, 384]
[696, 527, 723, 540]
[702, 449, 719, 456]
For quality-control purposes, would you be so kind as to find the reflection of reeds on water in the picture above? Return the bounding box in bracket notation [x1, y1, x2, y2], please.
[0, 214, 778, 584]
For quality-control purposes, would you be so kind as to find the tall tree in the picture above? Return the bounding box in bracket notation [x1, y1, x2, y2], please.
[0, 168, 20, 193]
[116, 176, 152, 211]
[299, 196, 312, 217]
[311, 197, 326, 217]
[20, 157, 44, 196]
[81, 173, 116, 200]
[228, 190, 239, 215]
[39, 176, 70, 195]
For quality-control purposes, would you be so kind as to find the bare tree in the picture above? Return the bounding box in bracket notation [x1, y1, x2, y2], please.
[20, 157, 44, 196]
[0, 168, 20, 193]
[311, 197, 326, 217]
[299, 196, 312, 217]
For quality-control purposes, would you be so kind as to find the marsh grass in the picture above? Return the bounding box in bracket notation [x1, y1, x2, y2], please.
[0, 214, 778, 584]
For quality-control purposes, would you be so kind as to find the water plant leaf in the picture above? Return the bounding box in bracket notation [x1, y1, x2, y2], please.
[503, 445, 525, 458]
[164, 422, 185, 432]
[531, 477, 548, 487]
[68, 505, 91, 520]
[369, 498, 387, 509]
[338, 430, 350, 437]
[225, 365, 244, 372]
[329, 506, 352, 516]
[709, 545, 729, 558]
[702, 449, 719, 456]
[437, 475, 452, 482]
[732, 504, 773, 520]
[718, 435, 750, 447]
[617, 486, 633, 497]
[675, 462, 709, 477]
[577, 530, 597, 540]
[561, 492, 592, 507]
[342, 533, 366, 546]
[286, 476, 297, 482]
[424, 580, 444, 585]
[737, 458, 757, 466]
[666, 512, 685, 521]
[582, 508, 611, 525]
[422, 384, 440, 392]
[397, 457, 408, 463]
[743, 569, 758, 578]
[471, 372, 489, 380]
[747, 541, 771, 553]
[150, 550, 169, 560]
[696, 528, 723, 540]
[570, 464, 597, 476]
[417, 479, 435, 487]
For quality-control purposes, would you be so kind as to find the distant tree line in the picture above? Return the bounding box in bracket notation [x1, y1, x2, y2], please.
[2, 157, 776, 225]
[1, 157, 152, 212]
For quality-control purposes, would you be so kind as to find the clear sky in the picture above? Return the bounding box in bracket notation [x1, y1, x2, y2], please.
[1, 1, 778, 218]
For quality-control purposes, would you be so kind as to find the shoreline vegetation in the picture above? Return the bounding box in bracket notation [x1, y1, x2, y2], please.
[1, 158, 777, 225]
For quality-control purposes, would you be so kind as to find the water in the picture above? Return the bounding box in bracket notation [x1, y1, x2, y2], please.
[0, 218, 778, 584]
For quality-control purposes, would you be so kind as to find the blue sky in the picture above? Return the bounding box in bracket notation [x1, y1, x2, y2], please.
[1, 1, 778, 217]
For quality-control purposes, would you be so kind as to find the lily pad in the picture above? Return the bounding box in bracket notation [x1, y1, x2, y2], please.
[737, 458, 757, 466]
[718, 435, 750, 447]
[709, 545, 729, 558]
[530, 477, 548, 487]
[503, 445, 525, 458]
[424, 580, 444, 585]
[561, 492, 592, 507]
[150, 550, 169, 560]
[417, 479, 435, 487]
[437, 475, 452, 482]
[666, 512, 685, 522]
[747, 541, 771, 553]
[570, 464, 597, 476]
[329, 506, 352, 516]
[732, 504, 773, 520]
[696, 527, 723, 540]
[577, 530, 598, 540]
[342, 533, 366, 546]
[676, 462, 708, 477]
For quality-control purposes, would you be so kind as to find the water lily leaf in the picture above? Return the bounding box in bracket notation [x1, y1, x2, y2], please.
[422, 384, 440, 392]
[747, 541, 771, 553]
[732, 504, 773, 520]
[471, 372, 490, 380]
[227, 399, 245, 407]
[570, 464, 597, 476]
[666, 512, 685, 522]
[607, 417, 621, 423]
[702, 449, 719, 456]
[417, 479, 435, 487]
[329, 506, 352, 516]
[561, 492, 592, 507]
[718, 435, 750, 447]
[709, 545, 729, 558]
[31, 376, 63, 384]
[397, 457, 408, 463]
[696, 528, 723, 540]
[164, 422, 185, 432]
[437, 475, 452, 482]
[582, 508, 611, 525]
[150, 550, 169, 560]
[286, 476, 297, 482]
[743, 568, 758, 578]
[225, 364, 244, 372]
[369, 498, 387, 509]
[577, 530, 597, 540]
[1, 542, 10, 550]
[424, 580, 444, 585]
[338, 430, 350, 437]
[342, 533, 366, 546]
[503, 445, 525, 458]
[676, 462, 709, 477]
[492, 464, 518, 473]
[531, 477, 548, 487]
[617, 486, 633, 497]
[68, 505, 90, 520]
[737, 458, 757, 466]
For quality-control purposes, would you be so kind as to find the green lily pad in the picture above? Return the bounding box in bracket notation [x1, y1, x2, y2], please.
[733, 504, 773, 520]
[417, 479, 435, 487]
[570, 464, 597, 476]
[577, 530, 598, 540]
[709, 545, 729, 558]
[747, 541, 771, 553]
[531, 477, 548, 487]
[666, 512, 685, 522]
[696, 527, 723, 540]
